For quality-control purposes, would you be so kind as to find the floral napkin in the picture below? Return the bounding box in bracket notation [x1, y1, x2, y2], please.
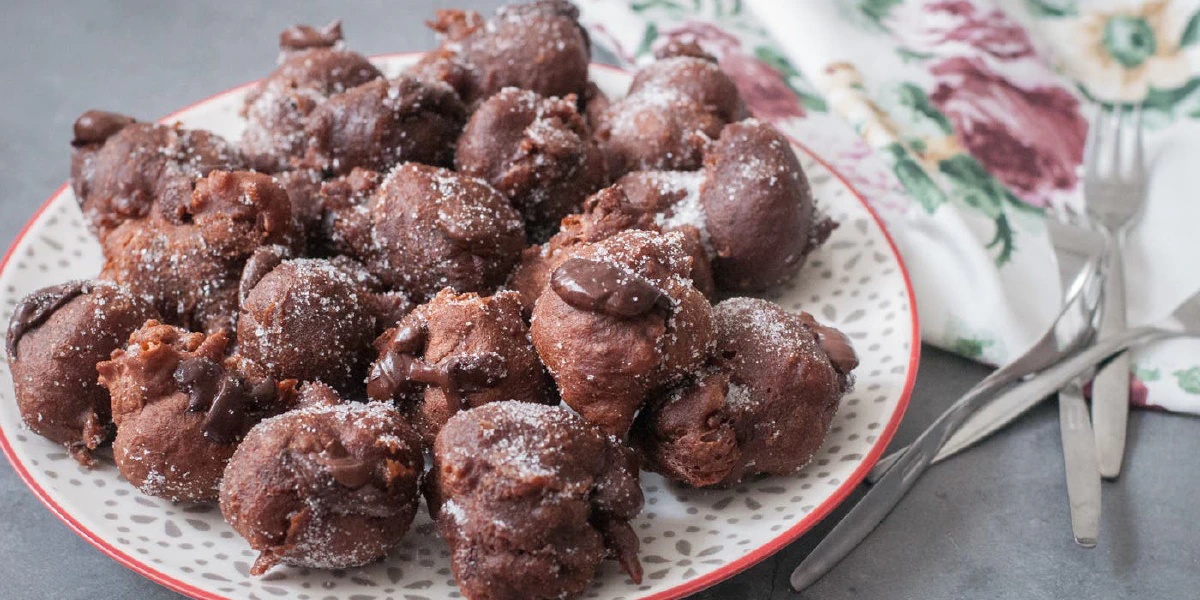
[578, 0, 1200, 414]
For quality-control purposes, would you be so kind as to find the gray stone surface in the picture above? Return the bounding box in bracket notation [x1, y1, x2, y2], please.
[0, 1, 1196, 598]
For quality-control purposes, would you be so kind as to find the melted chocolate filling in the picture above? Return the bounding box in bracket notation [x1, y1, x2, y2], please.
[814, 324, 859, 375]
[367, 321, 507, 413]
[71, 111, 136, 147]
[366, 323, 427, 401]
[279, 20, 343, 51]
[317, 439, 373, 489]
[798, 312, 858, 375]
[550, 258, 671, 318]
[175, 357, 278, 444]
[6, 280, 90, 358]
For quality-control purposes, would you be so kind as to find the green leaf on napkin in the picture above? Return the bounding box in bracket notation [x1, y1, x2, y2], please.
[1024, 0, 1077, 18]
[1135, 366, 1162, 382]
[1180, 9, 1200, 47]
[754, 46, 828, 112]
[632, 0, 683, 13]
[896, 83, 953, 135]
[1173, 367, 1200, 394]
[635, 22, 659, 58]
[886, 144, 945, 213]
[858, 0, 902, 31]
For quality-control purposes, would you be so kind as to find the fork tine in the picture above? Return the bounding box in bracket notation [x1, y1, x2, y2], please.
[1109, 105, 1126, 175]
[1083, 104, 1104, 173]
[1132, 103, 1146, 179]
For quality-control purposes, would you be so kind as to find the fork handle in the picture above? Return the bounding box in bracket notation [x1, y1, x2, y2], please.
[1092, 236, 1130, 478]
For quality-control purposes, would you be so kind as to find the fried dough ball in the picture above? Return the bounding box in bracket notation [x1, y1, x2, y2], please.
[322, 164, 525, 302]
[237, 250, 413, 395]
[367, 289, 555, 444]
[426, 402, 643, 600]
[6, 281, 158, 464]
[529, 229, 714, 435]
[240, 21, 383, 172]
[701, 119, 835, 290]
[632, 298, 858, 487]
[70, 110, 244, 242]
[456, 88, 608, 242]
[220, 399, 424, 574]
[97, 321, 297, 502]
[413, 0, 591, 107]
[99, 170, 297, 334]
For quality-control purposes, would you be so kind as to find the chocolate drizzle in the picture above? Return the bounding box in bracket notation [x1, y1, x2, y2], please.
[71, 111, 136, 147]
[550, 258, 671, 318]
[279, 20, 344, 51]
[175, 357, 278, 444]
[6, 280, 90, 358]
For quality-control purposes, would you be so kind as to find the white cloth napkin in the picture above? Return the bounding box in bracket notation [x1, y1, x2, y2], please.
[578, 0, 1200, 413]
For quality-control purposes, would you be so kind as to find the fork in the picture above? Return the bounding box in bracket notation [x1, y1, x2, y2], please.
[790, 285, 1200, 591]
[1084, 104, 1148, 479]
[865, 220, 1106, 481]
[1048, 212, 1103, 548]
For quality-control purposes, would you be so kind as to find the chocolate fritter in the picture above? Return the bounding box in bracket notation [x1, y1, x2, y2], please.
[581, 81, 610, 131]
[271, 168, 325, 249]
[632, 298, 857, 487]
[530, 230, 714, 435]
[323, 164, 525, 302]
[237, 251, 412, 396]
[426, 402, 643, 600]
[6, 281, 158, 464]
[416, 0, 591, 106]
[70, 111, 244, 242]
[508, 184, 713, 313]
[367, 289, 554, 444]
[456, 88, 608, 242]
[628, 52, 749, 124]
[701, 119, 834, 290]
[594, 90, 723, 178]
[220, 399, 424, 574]
[98, 321, 297, 502]
[99, 170, 297, 334]
[240, 22, 383, 172]
[301, 74, 467, 175]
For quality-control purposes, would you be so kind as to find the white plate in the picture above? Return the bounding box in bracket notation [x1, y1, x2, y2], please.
[0, 53, 918, 600]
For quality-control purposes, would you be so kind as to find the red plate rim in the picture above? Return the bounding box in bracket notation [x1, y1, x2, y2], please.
[0, 51, 920, 600]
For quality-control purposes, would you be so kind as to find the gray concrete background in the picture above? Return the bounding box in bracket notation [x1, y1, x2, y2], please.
[1, 1, 1196, 598]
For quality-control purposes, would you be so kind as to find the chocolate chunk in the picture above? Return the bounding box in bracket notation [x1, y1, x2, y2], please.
[550, 257, 670, 318]
[175, 356, 225, 412]
[279, 20, 343, 51]
[238, 245, 290, 304]
[202, 378, 252, 445]
[321, 455, 372, 489]
[6, 280, 89, 358]
[809, 319, 860, 375]
[71, 111, 136, 147]
[175, 356, 279, 444]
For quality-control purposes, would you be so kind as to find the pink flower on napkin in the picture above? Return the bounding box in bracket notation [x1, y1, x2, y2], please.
[917, 0, 1037, 60]
[659, 22, 805, 121]
[928, 57, 1087, 208]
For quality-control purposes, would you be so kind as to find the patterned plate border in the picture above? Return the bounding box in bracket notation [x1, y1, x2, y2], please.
[0, 54, 920, 600]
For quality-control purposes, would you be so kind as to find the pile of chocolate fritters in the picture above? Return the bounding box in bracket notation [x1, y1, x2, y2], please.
[6, 2, 860, 598]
